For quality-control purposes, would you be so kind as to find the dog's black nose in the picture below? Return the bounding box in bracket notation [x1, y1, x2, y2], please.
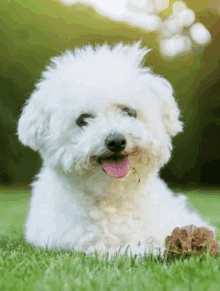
[105, 133, 126, 153]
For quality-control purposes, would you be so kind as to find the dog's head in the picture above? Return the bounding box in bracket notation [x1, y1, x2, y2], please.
[17, 42, 183, 181]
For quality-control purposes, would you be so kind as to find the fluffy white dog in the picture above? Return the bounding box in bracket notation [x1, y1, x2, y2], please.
[17, 42, 216, 258]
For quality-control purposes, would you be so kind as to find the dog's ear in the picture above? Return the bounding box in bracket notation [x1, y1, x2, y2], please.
[17, 90, 49, 151]
[143, 74, 183, 137]
[156, 77, 183, 137]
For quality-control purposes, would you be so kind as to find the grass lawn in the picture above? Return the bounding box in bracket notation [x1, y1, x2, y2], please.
[0, 185, 220, 290]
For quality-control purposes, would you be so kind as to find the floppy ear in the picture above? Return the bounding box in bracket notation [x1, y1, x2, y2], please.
[146, 74, 183, 137]
[17, 90, 49, 151]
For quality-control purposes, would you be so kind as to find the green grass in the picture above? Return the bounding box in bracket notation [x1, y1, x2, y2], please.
[0, 186, 220, 290]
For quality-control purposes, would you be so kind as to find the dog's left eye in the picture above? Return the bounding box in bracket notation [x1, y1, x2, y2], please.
[76, 113, 95, 127]
[122, 107, 137, 118]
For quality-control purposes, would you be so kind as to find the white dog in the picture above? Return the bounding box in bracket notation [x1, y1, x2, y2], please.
[17, 42, 216, 258]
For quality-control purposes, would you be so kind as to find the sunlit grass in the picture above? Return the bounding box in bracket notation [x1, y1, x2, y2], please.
[0, 186, 220, 290]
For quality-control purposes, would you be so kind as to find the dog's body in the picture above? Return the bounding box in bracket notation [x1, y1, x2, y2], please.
[18, 42, 215, 258]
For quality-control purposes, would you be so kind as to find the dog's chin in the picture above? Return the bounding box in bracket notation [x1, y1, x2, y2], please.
[95, 154, 130, 179]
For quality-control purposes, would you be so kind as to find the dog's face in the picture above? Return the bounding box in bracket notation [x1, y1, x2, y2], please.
[17, 42, 183, 181]
[55, 96, 171, 180]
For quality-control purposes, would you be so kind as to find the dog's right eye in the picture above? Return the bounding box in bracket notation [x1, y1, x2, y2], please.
[76, 113, 95, 127]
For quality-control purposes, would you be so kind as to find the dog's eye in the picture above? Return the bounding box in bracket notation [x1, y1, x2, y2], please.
[122, 107, 137, 118]
[76, 113, 95, 127]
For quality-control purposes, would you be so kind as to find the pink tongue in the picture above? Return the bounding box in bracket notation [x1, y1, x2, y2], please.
[102, 158, 130, 178]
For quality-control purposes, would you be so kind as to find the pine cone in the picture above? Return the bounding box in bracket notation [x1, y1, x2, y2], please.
[164, 225, 219, 256]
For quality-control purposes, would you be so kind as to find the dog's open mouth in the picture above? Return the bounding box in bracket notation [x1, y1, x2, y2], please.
[97, 154, 130, 179]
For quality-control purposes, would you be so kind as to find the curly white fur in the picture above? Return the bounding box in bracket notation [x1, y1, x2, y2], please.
[17, 42, 216, 259]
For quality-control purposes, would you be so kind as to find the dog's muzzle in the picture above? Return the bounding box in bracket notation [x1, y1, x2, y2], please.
[95, 133, 130, 179]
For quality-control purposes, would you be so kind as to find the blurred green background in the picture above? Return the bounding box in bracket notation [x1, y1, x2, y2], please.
[0, 0, 219, 188]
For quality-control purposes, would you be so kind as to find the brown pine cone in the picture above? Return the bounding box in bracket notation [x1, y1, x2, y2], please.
[164, 225, 219, 256]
